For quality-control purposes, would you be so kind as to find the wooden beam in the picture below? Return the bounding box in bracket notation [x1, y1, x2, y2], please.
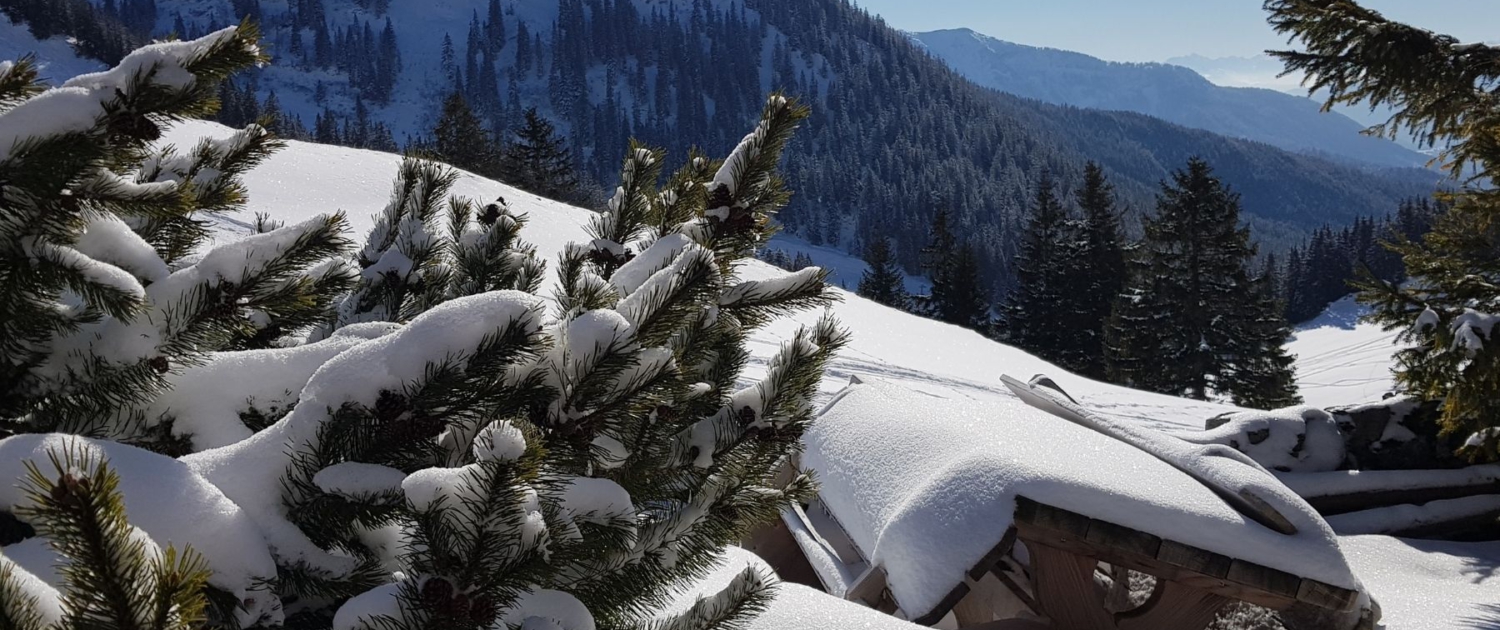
[1028, 543, 1116, 630]
[1014, 499, 1360, 613]
[1306, 482, 1500, 516]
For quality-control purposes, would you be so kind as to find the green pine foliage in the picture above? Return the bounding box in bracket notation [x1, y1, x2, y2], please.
[432, 92, 501, 178]
[918, 207, 991, 330]
[1003, 170, 1072, 358]
[1267, 0, 1500, 457]
[501, 108, 587, 206]
[1105, 157, 1300, 408]
[1, 55, 843, 630]
[0, 24, 356, 449]
[856, 237, 907, 309]
[1062, 163, 1127, 378]
[3, 447, 213, 630]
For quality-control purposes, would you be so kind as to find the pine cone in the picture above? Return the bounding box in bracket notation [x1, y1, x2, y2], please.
[148, 356, 170, 374]
[468, 595, 498, 625]
[737, 406, 756, 427]
[420, 577, 453, 608]
[479, 203, 503, 226]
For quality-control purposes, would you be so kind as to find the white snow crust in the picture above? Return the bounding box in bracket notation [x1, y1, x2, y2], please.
[803, 380, 1357, 616]
[1340, 536, 1500, 630]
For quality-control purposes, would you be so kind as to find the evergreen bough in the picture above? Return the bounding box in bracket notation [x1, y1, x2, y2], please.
[1267, 0, 1500, 459]
[0, 29, 844, 630]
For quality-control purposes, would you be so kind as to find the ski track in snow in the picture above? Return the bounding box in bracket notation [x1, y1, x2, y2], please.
[1287, 295, 1405, 409]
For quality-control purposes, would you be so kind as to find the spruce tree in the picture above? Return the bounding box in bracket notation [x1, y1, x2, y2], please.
[502, 107, 585, 205]
[857, 237, 907, 309]
[919, 207, 990, 330]
[1105, 157, 1299, 406]
[1062, 162, 1127, 377]
[1003, 170, 1072, 358]
[433, 91, 500, 177]
[1267, 0, 1500, 458]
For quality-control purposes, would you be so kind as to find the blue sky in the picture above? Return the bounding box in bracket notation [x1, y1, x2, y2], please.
[854, 0, 1500, 62]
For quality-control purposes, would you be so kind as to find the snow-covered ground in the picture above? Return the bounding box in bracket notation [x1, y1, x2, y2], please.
[0, 14, 104, 83]
[1341, 536, 1500, 630]
[158, 120, 1496, 628]
[762, 233, 930, 295]
[1288, 296, 1405, 409]
[168, 119, 1236, 433]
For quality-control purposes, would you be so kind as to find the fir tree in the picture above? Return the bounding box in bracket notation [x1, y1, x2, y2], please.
[919, 207, 990, 330]
[857, 237, 907, 309]
[1267, 0, 1500, 457]
[1061, 162, 1127, 378]
[1003, 170, 1072, 357]
[433, 92, 500, 177]
[1105, 157, 1299, 406]
[501, 107, 585, 205]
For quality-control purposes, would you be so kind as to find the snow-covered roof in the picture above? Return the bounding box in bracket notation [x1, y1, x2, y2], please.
[803, 380, 1359, 617]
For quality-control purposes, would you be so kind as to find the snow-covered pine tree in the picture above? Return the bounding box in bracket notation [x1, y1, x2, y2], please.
[332, 157, 545, 331]
[2, 84, 844, 630]
[2, 445, 213, 630]
[1003, 169, 1074, 358]
[857, 236, 907, 309]
[1104, 157, 1299, 406]
[1267, 0, 1500, 458]
[0, 24, 356, 449]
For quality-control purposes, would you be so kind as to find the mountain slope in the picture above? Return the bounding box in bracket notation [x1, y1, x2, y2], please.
[16, 0, 1439, 290]
[167, 118, 1239, 432]
[915, 28, 1425, 169]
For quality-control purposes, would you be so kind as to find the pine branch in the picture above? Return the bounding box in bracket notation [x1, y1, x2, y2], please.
[18, 445, 212, 630]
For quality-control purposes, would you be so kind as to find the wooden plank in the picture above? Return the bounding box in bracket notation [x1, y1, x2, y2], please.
[1225, 560, 1301, 604]
[1155, 540, 1231, 579]
[1028, 543, 1116, 630]
[990, 564, 1042, 616]
[910, 582, 971, 626]
[1086, 519, 1161, 559]
[844, 565, 889, 607]
[1016, 496, 1090, 536]
[1296, 579, 1360, 612]
[969, 527, 1019, 581]
[1115, 580, 1230, 630]
[1388, 507, 1500, 540]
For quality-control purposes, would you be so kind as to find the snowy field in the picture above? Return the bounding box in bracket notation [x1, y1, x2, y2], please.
[158, 120, 1499, 628]
[1288, 295, 1405, 409]
[168, 120, 1236, 433]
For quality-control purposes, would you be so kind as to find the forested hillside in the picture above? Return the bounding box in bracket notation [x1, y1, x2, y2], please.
[1, 0, 1439, 292]
[914, 28, 1426, 169]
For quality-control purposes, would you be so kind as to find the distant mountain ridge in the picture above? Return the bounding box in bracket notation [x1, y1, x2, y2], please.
[915, 28, 1426, 169]
[4, 0, 1440, 292]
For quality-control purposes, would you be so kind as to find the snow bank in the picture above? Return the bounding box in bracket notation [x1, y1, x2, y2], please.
[1288, 296, 1405, 409]
[1279, 465, 1500, 498]
[162, 119, 1236, 433]
[1190, 406, 1347, 472]
[804, 380, 1357, 616]
[1325, 496, 1500, 536]
[184, 291, 545, 573]
[1340, 536, 1500, 630]
[660, 547, 922, 630]
[141, 333, 377, 450]
[0, 434, 279, 625]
